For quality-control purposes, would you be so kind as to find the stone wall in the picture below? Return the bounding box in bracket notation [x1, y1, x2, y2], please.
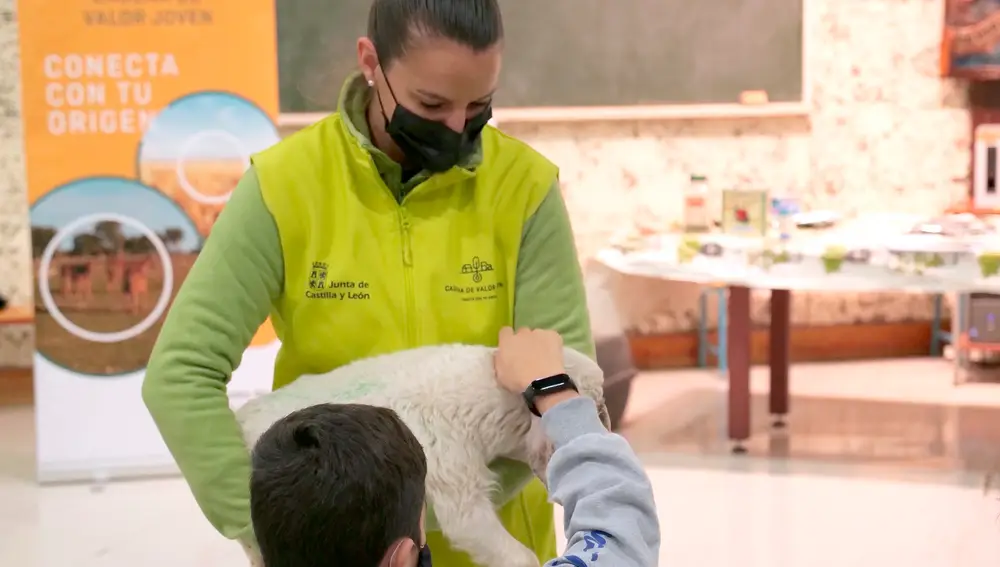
[0, 0, 969, 366]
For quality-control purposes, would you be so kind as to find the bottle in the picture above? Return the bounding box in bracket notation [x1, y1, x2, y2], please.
[683, 175, 710, 233]
[770, 196, 799, 240]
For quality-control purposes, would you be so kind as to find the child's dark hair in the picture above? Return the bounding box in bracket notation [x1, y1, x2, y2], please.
[368, 0, 504, 67]
[250, 403, 428, 567]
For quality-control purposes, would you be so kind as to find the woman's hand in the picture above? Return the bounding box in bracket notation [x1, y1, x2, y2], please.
[495, 327, 578, 413]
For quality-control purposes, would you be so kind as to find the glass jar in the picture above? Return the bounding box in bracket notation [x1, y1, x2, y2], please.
[683, 174, 711, 233]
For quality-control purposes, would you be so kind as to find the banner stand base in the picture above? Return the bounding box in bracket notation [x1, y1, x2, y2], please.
[37, 461, 180, 486]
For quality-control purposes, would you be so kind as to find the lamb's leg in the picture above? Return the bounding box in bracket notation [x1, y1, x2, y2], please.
[427, 460, 540, 567]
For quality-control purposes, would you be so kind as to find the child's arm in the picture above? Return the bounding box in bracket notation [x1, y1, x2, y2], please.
[541, 396, 661, 566]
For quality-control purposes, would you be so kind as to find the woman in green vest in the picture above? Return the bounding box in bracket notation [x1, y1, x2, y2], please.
[142, 0, 593, 564]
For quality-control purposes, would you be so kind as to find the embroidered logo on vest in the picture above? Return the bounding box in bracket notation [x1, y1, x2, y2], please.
[444, 255, 503, 302]
[461, 256, 494, 283]
[304, 260, 372, 301]
[308, 261, 328, 290]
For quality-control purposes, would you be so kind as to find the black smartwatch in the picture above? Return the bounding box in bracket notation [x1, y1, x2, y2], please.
[522, 373, 578, 417]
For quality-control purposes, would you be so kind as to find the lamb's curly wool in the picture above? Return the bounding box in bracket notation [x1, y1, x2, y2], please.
[236, 344, 608, 567]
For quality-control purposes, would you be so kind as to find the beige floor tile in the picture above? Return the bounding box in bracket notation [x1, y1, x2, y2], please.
[3, 358, 1000, 566]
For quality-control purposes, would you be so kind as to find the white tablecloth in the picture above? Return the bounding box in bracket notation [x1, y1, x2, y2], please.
[596, 213, 1000, 294]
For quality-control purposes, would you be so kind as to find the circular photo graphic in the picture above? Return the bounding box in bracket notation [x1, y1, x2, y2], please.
[30, 177, 202, 376]
[137, 91, 280, 237]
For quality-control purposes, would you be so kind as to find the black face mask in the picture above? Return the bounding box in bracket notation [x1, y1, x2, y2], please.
[417, 543, 432, 567]
[375, 69, 492, 173]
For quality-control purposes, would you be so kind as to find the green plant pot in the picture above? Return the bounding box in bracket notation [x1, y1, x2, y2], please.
[677, 237, 701, 264]
[821, 246, 846, 274]
[979, 253, 1000, 278]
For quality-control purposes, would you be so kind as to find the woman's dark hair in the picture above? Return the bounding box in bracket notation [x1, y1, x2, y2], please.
[368, 0, 504, 67]
[250, 403, 427, 567]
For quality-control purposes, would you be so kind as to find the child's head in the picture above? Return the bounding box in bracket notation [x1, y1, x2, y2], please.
[250, 403, 428, 567]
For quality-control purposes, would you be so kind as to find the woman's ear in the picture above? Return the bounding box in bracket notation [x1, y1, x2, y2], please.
[356, 36, 379, 84]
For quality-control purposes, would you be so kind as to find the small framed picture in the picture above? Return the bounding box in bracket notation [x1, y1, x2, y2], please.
[721, 189, 768, 236]
[942, 0, 1000, 79]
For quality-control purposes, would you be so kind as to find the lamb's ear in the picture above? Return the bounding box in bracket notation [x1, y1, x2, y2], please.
[241, 540, 264, 567]
[597, 400, 612, 430]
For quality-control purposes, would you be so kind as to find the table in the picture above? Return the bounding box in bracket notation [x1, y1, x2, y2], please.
[727, 285, 788, 453]
[597, 216, 1000, 452]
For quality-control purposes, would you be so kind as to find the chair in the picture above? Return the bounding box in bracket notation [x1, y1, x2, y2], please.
[931, 293, 951, 356]
[584, 261, 638, 431]
[697, 285, 728, 372]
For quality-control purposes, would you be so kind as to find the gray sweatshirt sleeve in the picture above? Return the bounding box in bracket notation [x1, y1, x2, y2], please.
[541, 397, 660, 567]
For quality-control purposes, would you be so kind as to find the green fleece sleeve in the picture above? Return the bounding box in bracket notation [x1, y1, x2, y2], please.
[513, 182, 595, 358]
[142, 166, 283, 542]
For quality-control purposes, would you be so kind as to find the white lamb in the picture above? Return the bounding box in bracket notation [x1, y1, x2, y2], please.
[235, 343, 608, 567]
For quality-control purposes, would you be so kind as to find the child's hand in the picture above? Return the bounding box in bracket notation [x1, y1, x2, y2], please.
[493, 326, 565, 394]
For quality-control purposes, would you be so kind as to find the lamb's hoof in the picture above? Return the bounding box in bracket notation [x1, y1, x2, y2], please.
[772, 416, 787, 429]
[731, 443, 748, 455]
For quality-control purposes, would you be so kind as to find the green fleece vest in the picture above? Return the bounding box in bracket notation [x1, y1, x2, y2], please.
[253, 113, 558, 389]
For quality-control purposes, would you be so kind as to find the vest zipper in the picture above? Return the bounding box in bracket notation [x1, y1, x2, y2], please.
[399, 211, 416, 346]
[400, 216, 413, 267]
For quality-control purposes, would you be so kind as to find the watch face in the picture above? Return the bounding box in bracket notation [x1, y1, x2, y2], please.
[524, 374, 577, 417]
[533, 374, 575, 394]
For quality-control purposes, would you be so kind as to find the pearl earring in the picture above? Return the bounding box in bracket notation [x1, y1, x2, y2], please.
[367, 79, 375, 87]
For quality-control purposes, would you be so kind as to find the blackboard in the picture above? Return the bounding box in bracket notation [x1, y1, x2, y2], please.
[276, 0, 804, 115]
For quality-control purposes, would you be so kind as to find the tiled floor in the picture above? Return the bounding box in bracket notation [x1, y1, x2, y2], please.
[5, 358, 1000, 566]
[622, 358, 1000, 479]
